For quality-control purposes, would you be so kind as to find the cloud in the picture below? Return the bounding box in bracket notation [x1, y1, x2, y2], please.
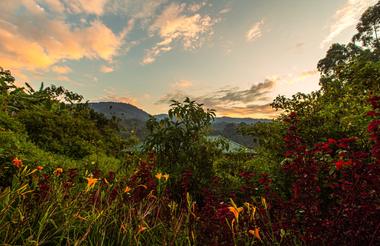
[172, 79, 192, 89]
[100, 65, 114, 73]
[65, 0, 109, 15]
[101, 95, 139, 105]
[106, 0, 167, 26]
[283, 69, 319, 85]
[215, 104, 276, 118]
[142, 2, 217, 64]
[321, 0, 377, 48]
[42, 0, 65, 13]
[0, 2, 128, 72]
[219, 8, 231, 15]
[99, 88, 139, 106]
[246, 20, 264, 42]
[157, 79, 276, 118]
[51, 65, 71, 74]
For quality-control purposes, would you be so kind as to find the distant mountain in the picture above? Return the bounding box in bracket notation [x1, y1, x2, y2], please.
[89, 102, 150, 121]
[89, 102, 272, 147]
[213, 116, 271, 125]
[89, 102, 151, 139]
[153, 114, 271, 125]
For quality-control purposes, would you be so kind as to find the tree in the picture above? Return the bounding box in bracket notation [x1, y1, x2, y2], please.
[353, 1, 380, 49]
[144, 98, 221, 201]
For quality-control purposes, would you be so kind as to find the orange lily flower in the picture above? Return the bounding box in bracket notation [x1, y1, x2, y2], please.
[137, 225, 147, 233]
[54, 168, 63, 176]
[261, 197, 267, 209]
[162, 174, 169, 181]
[86, 177, 98, 189]
[249, 227, 262, 241]
[228, 206, 243, 220]
[124, 186, 132, 193]
[12, 157, 23, 169]
[155, 172, 162, 180]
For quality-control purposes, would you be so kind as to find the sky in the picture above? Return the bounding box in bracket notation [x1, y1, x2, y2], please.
[0, 0, 377, 118]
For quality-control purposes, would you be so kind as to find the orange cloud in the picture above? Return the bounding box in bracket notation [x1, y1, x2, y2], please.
[99, 88, 139, 106]
[172, 80, 192, 89]
[158, 80, 276, 118]
[0, 2, 127, 72]
[246, 20, 264, 42]
[52, 65, 72, 74]
[102, 95, 138, 106]
[214, 104, 278, 119]
[100, 65, 114, 73]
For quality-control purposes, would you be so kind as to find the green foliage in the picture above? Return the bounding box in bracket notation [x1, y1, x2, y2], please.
[0, 67, 130, 185]
[145, 97, 222, 200]
[353, 1, 380, 49]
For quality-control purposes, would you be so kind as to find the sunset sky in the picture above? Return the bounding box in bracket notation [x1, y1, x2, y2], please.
[0, 0, 376, 118]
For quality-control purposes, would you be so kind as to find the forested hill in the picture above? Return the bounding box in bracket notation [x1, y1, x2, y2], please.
[89, 101, 271, 147]
[89, 102, 151, 121]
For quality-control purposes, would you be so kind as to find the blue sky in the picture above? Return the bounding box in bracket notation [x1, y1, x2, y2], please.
[0, 0, 377, 118]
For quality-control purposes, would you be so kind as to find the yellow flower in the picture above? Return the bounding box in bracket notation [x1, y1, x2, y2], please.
[124, 186, 132, 193]
[162, 174, 169, 181]
[54, 168, 63, 176]
[249, 227, 262, 241]
[228, 206, 243, 220]
[261, 197, 267, 209]
[155, 172, 162, 180]
[86, 177, 98, 189]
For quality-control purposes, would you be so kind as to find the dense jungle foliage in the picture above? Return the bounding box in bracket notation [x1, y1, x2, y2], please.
[0, 2, 379, 245]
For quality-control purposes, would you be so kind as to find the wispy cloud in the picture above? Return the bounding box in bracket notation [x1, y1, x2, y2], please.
[142, 2, 217, 64]
[219, 8, 231, 15]
[277, 69, 319, 85]
[321, 0, 377, 48]
[172, 79, 193, 89]
[246, 20, 264, 42]
[98, 88, 139, 106]
[52, 65, 71, 74]
[157, 79, 276, 118]
[100, 65, 114, 73]
[64, 0, 109, 15]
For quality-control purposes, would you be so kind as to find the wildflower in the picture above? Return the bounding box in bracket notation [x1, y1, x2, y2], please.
[37, 165, 43, 171]
[54, 168, 63, 176]
[155, 172, 162, 180]
[124, 186, 132, 193]
[86, 177, 98, 189]
[261, 197, 267, 209]
[12, 157, 23, 168]
[137, 225, 147, 233]
[248, 227, 262, 241]
[335, 159, 352, 170]
[228, 206, 243, 220]
[162, 173, 169, 181]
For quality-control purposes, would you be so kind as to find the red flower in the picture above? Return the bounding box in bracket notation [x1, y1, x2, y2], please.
[12, 157, 23, 169]
[335, 159, 352, 170]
